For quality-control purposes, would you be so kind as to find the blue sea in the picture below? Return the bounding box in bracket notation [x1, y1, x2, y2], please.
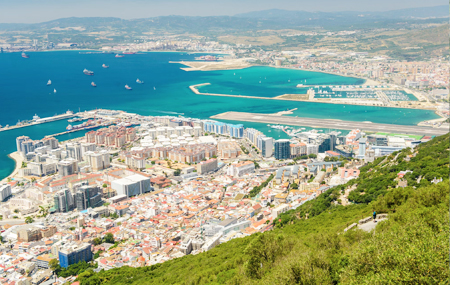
[0, 51, 439, 179]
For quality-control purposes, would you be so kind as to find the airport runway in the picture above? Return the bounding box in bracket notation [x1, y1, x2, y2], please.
[211, 112, 449, 136]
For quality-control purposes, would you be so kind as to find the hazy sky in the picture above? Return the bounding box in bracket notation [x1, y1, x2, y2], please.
[0, 0, 447, 23]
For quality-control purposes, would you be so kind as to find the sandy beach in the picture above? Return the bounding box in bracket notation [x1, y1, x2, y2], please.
[1, 152, 23, 183]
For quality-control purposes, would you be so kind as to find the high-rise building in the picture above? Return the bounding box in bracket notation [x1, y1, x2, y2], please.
[58, 243, 92, 268]
[75, 185, 103, 211]
[260, 137, 274, 158]
[16, 136, 44, 157]
[274, 139, 291, 160]
[357, 138, 367, 159]
[66, 143, 82, 161]
[57, 159, 78, 176]
[0, 184, 12, 202]
[53, 189, 75, 213]
[85, 150, 110, 172]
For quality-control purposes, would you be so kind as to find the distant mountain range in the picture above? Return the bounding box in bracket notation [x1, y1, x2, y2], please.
[0, 5, 448, 33]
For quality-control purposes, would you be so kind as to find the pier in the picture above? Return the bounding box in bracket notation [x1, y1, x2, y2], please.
[0, 112, 75, 133]
[211, 111, 449, 136]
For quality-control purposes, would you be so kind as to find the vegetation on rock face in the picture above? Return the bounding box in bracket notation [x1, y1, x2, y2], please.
[76, 134, 449, 285]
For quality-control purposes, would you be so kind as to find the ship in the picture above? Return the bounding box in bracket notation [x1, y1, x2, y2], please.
[91, 82, 97, 87]
[115, 54, 124, 58]
[122, 52, 135, 55]
[102, 64, 109, 68]
[66, 124, 73, 131]
[136, 79, 144, 84]
[22, 52, 29, 58]
[83, 68, 94, 75]
[125, 85, 132, 90]
[47, 80, 52, 86]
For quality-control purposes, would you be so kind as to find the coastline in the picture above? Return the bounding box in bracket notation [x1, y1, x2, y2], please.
[2, 152, 23, 183]
[174, 59, 378, 86]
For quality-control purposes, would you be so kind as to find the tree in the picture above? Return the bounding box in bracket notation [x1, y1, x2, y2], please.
[21, 162, 27, 168]
[174, 169, 181, 176]
[102, 183, 107, 188]
[31, 177, 36, 183]
[103, 233, 115, 244]
[49, 259, 60, 273]
[25, 216, 34, 224]
[93, 237, 102, 246]
[308, 154, 317, 159]
[13, 209, 19, 214]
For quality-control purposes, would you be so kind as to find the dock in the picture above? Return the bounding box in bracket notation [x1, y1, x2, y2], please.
[211, 111, 449, 136]
[0, 112, 75, 133]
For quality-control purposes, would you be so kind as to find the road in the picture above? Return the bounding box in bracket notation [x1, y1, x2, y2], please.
[211, 112, 449, 136]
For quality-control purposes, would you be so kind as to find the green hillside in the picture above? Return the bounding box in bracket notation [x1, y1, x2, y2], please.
[77, 134, 449, 285]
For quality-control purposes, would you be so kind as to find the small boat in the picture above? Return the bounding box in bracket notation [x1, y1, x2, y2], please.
[115, 54, 124, 58]
[153, 86, 156, 90]
[125, 85, 132, 90]
[47, 80, 52, 86]
[91, 82, 97, 87]
[53, 89, 57, 93]
[83, 68, 94, 75]
[136, 79, 144, 84]
[102, 64, 109, 68]
[22, 52, 29, 58]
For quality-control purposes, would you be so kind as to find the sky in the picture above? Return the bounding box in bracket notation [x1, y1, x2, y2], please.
[0, 0, 448, 23]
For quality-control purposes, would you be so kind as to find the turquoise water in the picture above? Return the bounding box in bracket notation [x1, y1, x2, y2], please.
[0, 51, 439, 179]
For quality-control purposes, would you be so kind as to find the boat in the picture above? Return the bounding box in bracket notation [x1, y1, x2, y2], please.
[53, 89, 57, 93]
[115, 54, 124, 58]
[136, 79, 144, 84]
[125, 85, 132, 90]
[21, 52, 29, 58]
[47, 80, 52, 86]
[153, 87, 156, 90]
[91, 82, 97, 87]
[102, 64, 109, 68]
[83, 68, 94, 75]
[66, 124, 73, 131]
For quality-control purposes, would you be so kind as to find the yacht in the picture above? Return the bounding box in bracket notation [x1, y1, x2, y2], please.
[47, 80, 52, 86]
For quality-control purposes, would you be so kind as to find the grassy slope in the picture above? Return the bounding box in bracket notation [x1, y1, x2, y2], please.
[77, 134, 449, 285]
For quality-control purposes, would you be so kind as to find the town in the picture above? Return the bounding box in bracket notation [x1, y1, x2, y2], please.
[0, 109, 439, 284]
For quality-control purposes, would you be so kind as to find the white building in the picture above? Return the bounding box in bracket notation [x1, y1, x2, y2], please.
[111, 175, 152, 197]
[0, 184, 12, 202]
[227, 161, 255, 177]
